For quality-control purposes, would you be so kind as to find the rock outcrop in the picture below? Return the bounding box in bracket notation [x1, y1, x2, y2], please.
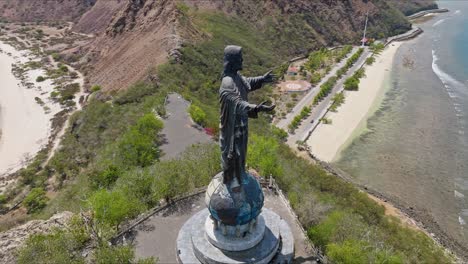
[0, 211, 73, 263]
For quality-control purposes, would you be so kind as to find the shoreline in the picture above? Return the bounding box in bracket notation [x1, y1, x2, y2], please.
[306, 42, 403, 162]
[0, 38, 85, 193]
[0, 42, 60, 183]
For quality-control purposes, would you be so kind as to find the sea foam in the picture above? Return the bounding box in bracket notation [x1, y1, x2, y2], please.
[432, 50, 467, 99]
[433, 19, 446, 27]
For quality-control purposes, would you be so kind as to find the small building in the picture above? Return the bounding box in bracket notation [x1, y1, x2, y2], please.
[287, 66, 299, 76]
[361, 37, 369, 46]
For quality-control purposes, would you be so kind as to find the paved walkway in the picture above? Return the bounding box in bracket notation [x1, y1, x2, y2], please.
[159, 93, 212, 160]
[130, 190, 317, 263]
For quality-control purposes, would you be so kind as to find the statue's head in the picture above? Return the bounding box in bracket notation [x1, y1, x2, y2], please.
[223, 45, 243, 74]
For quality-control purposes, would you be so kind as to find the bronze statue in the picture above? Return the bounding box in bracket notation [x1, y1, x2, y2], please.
[219, 45, 275, 187]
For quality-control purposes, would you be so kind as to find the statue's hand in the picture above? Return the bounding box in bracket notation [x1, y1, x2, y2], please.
[263, 70, 276, 83]
[256, 101, 276, 113]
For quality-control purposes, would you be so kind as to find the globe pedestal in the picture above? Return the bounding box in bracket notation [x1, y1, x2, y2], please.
[176, 173, 294, 263]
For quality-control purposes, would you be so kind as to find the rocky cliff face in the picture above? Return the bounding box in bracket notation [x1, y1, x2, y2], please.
[80, 0, 181, 92]
[0, 0, 96, 22]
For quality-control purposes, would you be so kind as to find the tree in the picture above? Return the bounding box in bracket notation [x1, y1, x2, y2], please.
[344, 77, 359, 91]
[366, 56, 376, 65]
[36, 76, 45, 82]
[247, 134, 282, 177]
[117, 113, 163, 167]
[89, 190, 143, 228]
[189, 104, 207, 126]
[23, 188, 48, 214]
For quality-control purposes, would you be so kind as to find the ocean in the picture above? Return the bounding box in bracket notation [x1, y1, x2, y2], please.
[336, 1, 468, 247]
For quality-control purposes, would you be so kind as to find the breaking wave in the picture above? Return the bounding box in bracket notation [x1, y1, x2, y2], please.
[433, 19, 446, 27]
[432, 50, 467, 99]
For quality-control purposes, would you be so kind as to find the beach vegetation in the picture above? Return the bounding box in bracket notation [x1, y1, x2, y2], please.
[36, 75, 45, 82]
[51, 52, 61, 62]
[0, 194, 7, 211]
[58, 83, 80, 103]
[25, 61, 41, 70]
[320, 117, 332, 124]
[330, 92, 345, 112]
[370, 42, 385, 55]
[23, 187, 48, 214]
[69, 71, 79, 79]
[344, 68, 366, 91]
[366, 56, 376, 65]
[344, 76, 359, 91]
[58, 63, 69, 73]
[34, 97, 45, 106]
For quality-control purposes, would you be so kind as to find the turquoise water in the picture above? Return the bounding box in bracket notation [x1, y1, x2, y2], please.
[336, 1, 468, 247]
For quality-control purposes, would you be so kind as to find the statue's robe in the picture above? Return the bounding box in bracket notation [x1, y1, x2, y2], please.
[219, 73, 264, 184]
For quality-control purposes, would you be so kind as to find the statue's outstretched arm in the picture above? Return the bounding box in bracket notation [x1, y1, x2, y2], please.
[246, 70, 276, 91]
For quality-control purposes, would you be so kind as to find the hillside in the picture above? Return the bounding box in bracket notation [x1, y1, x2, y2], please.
[0, 0, 437, 91]
[0, 0, 96, 22]
[387, 0, 439, 16]
[78, 0, 421, 91]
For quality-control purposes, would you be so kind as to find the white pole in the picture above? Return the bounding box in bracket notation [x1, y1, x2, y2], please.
[362, 8, 369, 47]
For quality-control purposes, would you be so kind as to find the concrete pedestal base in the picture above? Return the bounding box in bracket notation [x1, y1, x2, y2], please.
[176, 209, 294, 264]
[204, 214, 266, 251]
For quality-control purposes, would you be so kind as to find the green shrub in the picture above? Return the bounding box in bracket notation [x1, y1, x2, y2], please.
[91, 85, 102, 92]
[91, 165, 122, 190]
[23, 188, 48, 214]
[189, 104, 207, 126]
[0, 194, 5, 203]
[248, 134, 282, 177]
[370, 43, 385, 55]
[58, 64, 68, 72]
[344, 76, 359, 91]
[271, 126, 288, 141]
[310, 73, 321, 84]
[59, 83, 80, 102]
[330, 92, 345, 112]
[17, 232, 85, 264]
[117, 114, 163, 168]
[89, 189, 143, 227]
[94, 245, 156, 264]
[327, 240, 369, 264]
[36, 76, 45, 82]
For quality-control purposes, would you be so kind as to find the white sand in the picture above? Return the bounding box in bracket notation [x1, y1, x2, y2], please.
[0, 42, 61, 181]
[307, 42, 403, 162]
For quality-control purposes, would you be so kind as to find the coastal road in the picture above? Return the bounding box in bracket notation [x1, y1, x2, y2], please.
[276, 47, 358, 130]
[284, 47, 371, 147]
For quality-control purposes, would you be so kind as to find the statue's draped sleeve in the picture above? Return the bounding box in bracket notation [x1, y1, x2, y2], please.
[245, 76, 265, 92]
[219, 76, 256, 172]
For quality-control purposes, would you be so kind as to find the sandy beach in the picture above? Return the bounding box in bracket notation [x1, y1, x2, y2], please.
[306, 42, 403, 162]
[0, 42, 62, 187]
